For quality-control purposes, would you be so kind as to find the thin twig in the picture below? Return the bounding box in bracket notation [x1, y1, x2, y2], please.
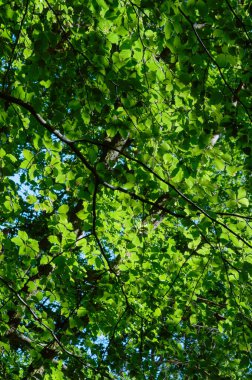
[216, 212, 252, 220]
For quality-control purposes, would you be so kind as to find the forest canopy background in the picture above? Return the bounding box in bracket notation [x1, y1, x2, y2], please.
[0, 0, 251, 379]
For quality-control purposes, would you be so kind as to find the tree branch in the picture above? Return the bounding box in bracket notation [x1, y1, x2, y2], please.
[0, 276, 89, 363]
[178, 7, 251, 121]
[0, 92, 96, 176]
[216, 212, 252, 220]
[0, 91, 251, 249]
[225, 0, 251, 43]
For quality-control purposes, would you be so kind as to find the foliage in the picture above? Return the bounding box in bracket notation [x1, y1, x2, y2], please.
[0, 0, 251, 378]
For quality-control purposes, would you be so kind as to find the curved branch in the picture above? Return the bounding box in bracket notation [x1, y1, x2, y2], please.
[0, 276, 83, 360]
[0, 275, 114, 379]
[178, 7, 251, 122]
[225, 0, 251, 43]
[0, 92, 96, 176]
[0, 91, 251, 249]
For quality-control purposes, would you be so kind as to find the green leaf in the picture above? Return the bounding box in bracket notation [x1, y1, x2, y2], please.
[69, 317, 77, 329]
[40, 80, 52, 88]
[214, 158, 225, 171]
[107, 33, 119, 44]
[153, 308, 161, 318]
[77, 307, 87, 317]
[11, 237, 23, 247]
[23, 48, 33, 59]
[23, 149, 33, 161]
[40, 256, 49, 265]
[190, 314, 197, 325]
[18, 230, 28, 241]
[58, 204, 69, 214]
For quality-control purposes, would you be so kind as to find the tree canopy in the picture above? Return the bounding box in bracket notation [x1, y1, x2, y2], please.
[0, 0, 251, 379]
